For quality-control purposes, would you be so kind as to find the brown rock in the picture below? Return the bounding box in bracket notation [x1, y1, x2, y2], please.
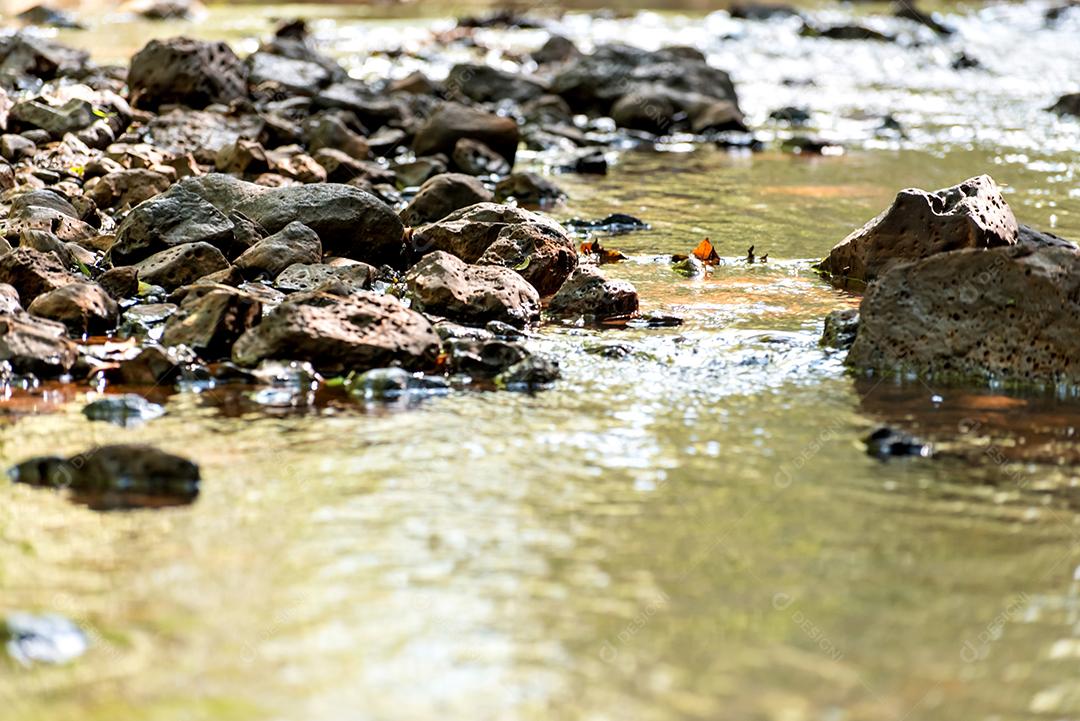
[161, 287, 262, 359]
[27, 282, 119, 336]
[0, 246, 79, 305]
[234, 221, 322, 278]
[399, 173, 493, 227]
[547, 265, 639, 320]
[413, 103, 520, 169]
[818, 175, 1019, 286]
[0, 313, 77, 377]
[84, 169, 171, 209]
[135, 242, 230, 291]
[406, 251, 540, 328]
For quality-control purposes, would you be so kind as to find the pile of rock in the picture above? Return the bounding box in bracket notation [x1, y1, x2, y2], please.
[818, 174, 1080, 386]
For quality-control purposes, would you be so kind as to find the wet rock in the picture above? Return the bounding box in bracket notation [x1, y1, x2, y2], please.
[769, 106, 811, 124]
[109, 185, 234, 265]
[127, 37, 248, 111]
[119, 303, 178, 337]
[406, 251, 540, 328]
[347, 366, 448, 400]
[565, 213, 649, 235]
[246, 51, 333, 97]
[145, 108, 263, 161]
[84, 169, 171, 210]
[494, 172, 564, 206]
[865, 427, 932, 459]
[109, 344, 183, 384]
[27, 282, 119, 336]
[8, 444, 200, 509]
[821, 308, 859, 350]
[1, 134, 36, 162]
[413, 103, 520, 169]
[394, 157, 447, 188]
[0, 313, 76, 377]
[161, 287, 262, 359]
[495, 355, 560, 389]
[848, 237, 1080, 385]
[135, 242, 230, 291]
[82, 394, 166, 426]
[313, 81, 412, 133]
[18, 230, 85, 270]
[568, 150, 608, 175]
[800, 22, 896, 42]
[547, 265, 639, 320]
[234, 221, 322, 278]
[9, 98, 94, 137]
[552, 44, 739, 117]
[136, 0, 199, 20]
[97, 266, 140, 300]
[0, 247, 78, 305]
[0, 33, 90, 81]
[730, 2, 800, 20]
[400, 173, 492, 227]
[3, 613, 87, 667]
[1049, 93, 1080, 117]
[446, 63, 548, 104]
[451, 138, 511, 176]
[410, 203, 577, 296]
[817, 175, 1018, 286]
[274, 261, 375, 293]
[443, 337, 529, 378]
[310, 147, 371, 183]
[532, 35, 580, 65]
[231, 291, 440, 374]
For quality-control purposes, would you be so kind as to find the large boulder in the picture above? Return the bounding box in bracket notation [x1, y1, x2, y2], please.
[0, 247, 79, 305]
[399, 173, 493, 227]
[27, 282, 119, 336]
[413, 103, 520, 169]
[127, 37, 248, 111]
[234, 221, 322, 278]
[406, 251, 540, 328]
[817, 175, 1018, 286]
[134, 242, 230, 290]
[161, 287, 262, 359]
[231, 291, 440, 374]
[547, 266, 639, 320]
[410, 203, 577, 296]
[0, 313, 77, 377]
[847, 234, 1080, 385]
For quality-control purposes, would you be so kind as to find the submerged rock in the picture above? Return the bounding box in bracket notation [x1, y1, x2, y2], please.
[495, 355, 560, 389]
[865, 427, 932, 459]
[847, 236, 1080, 385]
[82, 394, 166, 427]
[8, 444, 200, 510]
[406, 251, 540, 328]
[3, 613, 88, 667]
[817, 175, 1018, 286]
[231, 292, 440, 374]
[547, 266, 639, 320]
[347, 366, 449, 400]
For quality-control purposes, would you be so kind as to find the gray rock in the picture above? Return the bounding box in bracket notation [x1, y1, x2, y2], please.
[135, 242, 230, 291]
[445, 63, 548, 104]
[274, 261, 375, 293]
[97, 266, 140, 300]
[82, 394, 166, 427]
[1, 134, 36, 162]
[9, 98, 93, 137]
[234, 221, 322, 278]
[1050, 92, 1080, 117]
[406, 251, 540, 328]
[120, 303, 178, 337]
[547, 265, 639, 320]
[161, 287, 262, 359]
[127, 36, 248, 111]
[247, 51, 332, 97]
[109, 185, 234, 266]
[494, 172, 565, 206]
[84, 169, 172, 210]
[413, 102, 520, 169]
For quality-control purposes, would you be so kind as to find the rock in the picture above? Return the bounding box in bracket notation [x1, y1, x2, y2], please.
[769, 106, 811, 124]
[136, 0, 198, 20]
[109, 185, 234, 265]
[494, 172, 564, 206]
[865, 427, 932, 459]
[406, 251, 540, 328]
[8, 98, 93, 137]
[2, 613, 87, 667]
[0, 313, 77, 377]
[274, 262, 375, 293]
[146, 108, 263, 161]
[311, 148, 378, 184]
[729, 2, 800, 20]
[161, 287, 262, 359]
[1049, 93, 1080, 117]
[0, 284, 21, 314]
[231, 291, 440, 374]
[214, 138, 269, 176]
[8, 444, 200, 509]
[893, 3, 954, 35]
[119, 303, 178, 337]
[817, 175, 1018, 286]
[1, 134, 37, 162]
[564, 213, 649, 235]
[552, 44, 739, 117]
[411, 202, 578, 296]
[495, 355, 560, 389]
[127, 37, 248, 111]
[532, 35, 580, 65]
[451, 138, 511, 176]
[234, 221, 322, 278]
[393, 157, 447, 188]
[134, 242, 230, 291]
[610, 89, 677, 134]
[97, 266, 140, 300]
[82, 394, 166, 426]
[442, 338, 535, 379]
[0, 247, 78, 305]
[400, 173, 493, 227]
[109, 344, 183, 384]
[547, 266, 639, 320]
[568, 150, 608, 175]
[27, 282, 119, 336]
[445, 63, 548, 104]
[389, 71, 438, 96]
[16, 4, 85, 29]
[800, 22, 895, 42]
[18, 230, 82, 269]
[821, 308, 859, 349]
[847, 237, 1080, 385]
[313, 82, 411, 133]
[347, 366, 449, 400]
[84, 169, 171, 209]
[0, 33, 90, 81]
[246, 51, 332, 97]
[413, 103, 520, 169]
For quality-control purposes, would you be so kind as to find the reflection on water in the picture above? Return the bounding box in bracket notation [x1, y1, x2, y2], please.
[5, 2, 1080, 720]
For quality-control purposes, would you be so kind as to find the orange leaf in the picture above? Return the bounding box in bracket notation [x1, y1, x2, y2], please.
[691, 237, 719, 265]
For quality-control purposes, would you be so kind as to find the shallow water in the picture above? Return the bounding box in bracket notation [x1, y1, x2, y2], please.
[6, 2, 1080, 720]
